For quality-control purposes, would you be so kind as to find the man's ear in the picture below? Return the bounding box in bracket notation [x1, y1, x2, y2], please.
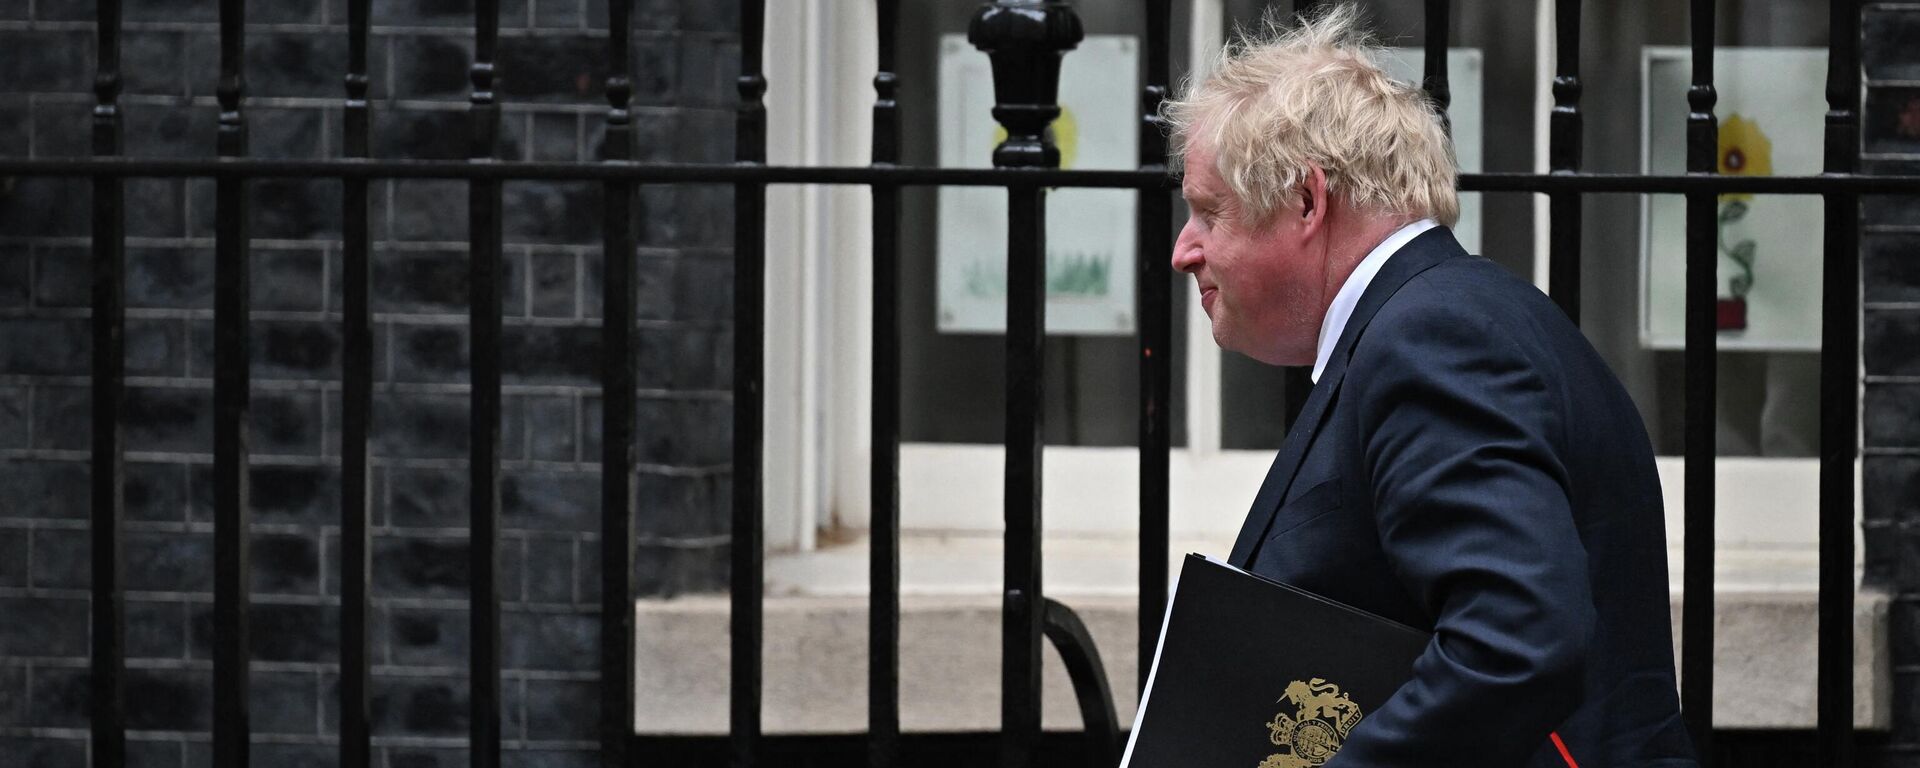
[1297, 164, 1328, 231]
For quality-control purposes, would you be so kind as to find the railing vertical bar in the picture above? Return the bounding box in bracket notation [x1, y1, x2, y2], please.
[1548, 0, 1583, 323]
[732, 2, 768, 766]
[468, 0, 504, 765]
[1819, 0, 1861, 764]
[211, 0, 253, 763]
[1681, 0, 1717, 760]
[599, 2, 638, 767]
[339, 0, 374, 765]
[88, 0, 127, 764]
[868, 1, 903, 766]
[1136, 0, 1173, 698]
[1002, 177, 1047, 768]
[1423, 0, 1451, 126]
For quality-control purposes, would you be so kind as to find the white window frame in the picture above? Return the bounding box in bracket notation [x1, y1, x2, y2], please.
[759, 0, 1852, 570]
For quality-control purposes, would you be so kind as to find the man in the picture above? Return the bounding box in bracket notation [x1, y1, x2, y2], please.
[1164, 6, 1699, 767]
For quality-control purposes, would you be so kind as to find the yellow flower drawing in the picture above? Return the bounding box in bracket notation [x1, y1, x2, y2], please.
[1717, 113, 1772, 202]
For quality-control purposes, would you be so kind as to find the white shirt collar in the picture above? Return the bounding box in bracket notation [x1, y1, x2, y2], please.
[1310, 219, 1439, 383]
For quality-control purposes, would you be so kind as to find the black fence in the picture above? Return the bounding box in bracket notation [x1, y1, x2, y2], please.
[2, 0, 1916, 767]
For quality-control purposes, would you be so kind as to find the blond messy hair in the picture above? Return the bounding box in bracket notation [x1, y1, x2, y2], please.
[1163, 3, 1459, 227]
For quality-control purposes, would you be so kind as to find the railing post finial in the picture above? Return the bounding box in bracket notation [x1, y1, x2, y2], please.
[968, 0, 1084, 169]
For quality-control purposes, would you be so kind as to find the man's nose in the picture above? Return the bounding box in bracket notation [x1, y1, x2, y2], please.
[1171, 220, 1203, 274]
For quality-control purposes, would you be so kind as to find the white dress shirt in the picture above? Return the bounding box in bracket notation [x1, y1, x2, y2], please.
[1310, 219, 1439, 383]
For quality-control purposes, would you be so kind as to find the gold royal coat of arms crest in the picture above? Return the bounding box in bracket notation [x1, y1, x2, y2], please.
[1258, 678, 1365, 768]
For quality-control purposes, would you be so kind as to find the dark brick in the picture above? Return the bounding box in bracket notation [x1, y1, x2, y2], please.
[30, 527, 87, 589]
[126, 667, 210, 730]
[527, 395, 576, 462]
[126, 386, 212, 453]
[525, 536, 574, 603]
[126, 179, 188, 238]
[1869, 311, 1920, 377]
[672, 252, 734, 324]
[254, 249, 327, 312]
[0, 596, 87, 654]
[253, 533, 321, 595]
[30, 101, 87, 158]
[497, 34, 612, 105]
[1869, 457, 1920, 527]
[523, 678, 597, 739]
[252, 464, 339, 524]
[389, 607, 468, 666]
[1867, 8, 1920, 82]
[127, 320, 188, 377]
[375, 248, 470, 313]
[0, 30, 91, 94]
[127, 599, 188, 659]
[0, 528, 24, 587]
[0, 665, 23, 725]
[502, 471, 596, 531]
[392, 324, 471, 384]
[255, 178, 344, 240]
[253, 321, 341, 381]
[125, 740, 182, 768]
[251, 744, 330, 767]
[123, 0, 218, 23]
[504, 181, 599, 245]
[631, 541, 727, 597]
[32, 386, 88, 450]
[388, 468, 468, 527]
[127, 461, 190, 522]
[122, 30, 189, 97]
[0, 0, 21, 18]
[503, 324, 599, 385]
[630, 397, 729, 467]
[254, 0, 323, 24]
[376, 535, 468, 598]
[249, 670, 321, 735]
[0, 386, 22, 450]
[386, 748, 472, 768]
[1866, 162, 1920, 228]
[530, 252, 578, 318]
[536, 0, 585, 28]
[679, 0, 738, 34]
[0, 247, 27, 307]
[253, 390, 324, 455]
[1867, 383, 1920, 449]
[501, 392, 527, 462]
[123, 106, 217, 159]
[372, 676, 470, 737]
[33, 245, 90, 307]
[391, 36, 473, 101]
[0, 178, 89, 237]
[676, 108, 733, 164]
[1867, 87, 1920, 155]
[250, 34, 347, 100]
[127, 530, 213, 594]
[636, 472, 726, 538]
[127, 247, 214, 309]
[391, 180, 469, 241]
[251, 107, 328, 161]
[530, 112, 581, 162]
[0, 738, 82, 768]
[502, 610, 594, 671]
[587, 0, 680, 31]
[1868, 233, 1920, 305]
[0, 460, 88, 519]
[24, 667, 85, 727]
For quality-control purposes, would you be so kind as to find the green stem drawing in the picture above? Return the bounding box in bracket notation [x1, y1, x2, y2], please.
[1717, 200, 1756, 298]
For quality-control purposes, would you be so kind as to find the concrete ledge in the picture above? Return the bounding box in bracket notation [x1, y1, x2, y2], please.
[635, 536, 1890, 734]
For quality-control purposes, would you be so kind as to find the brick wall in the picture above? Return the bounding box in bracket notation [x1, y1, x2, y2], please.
[0, 1, 737, 765]
[1864, 3, 1920, 765]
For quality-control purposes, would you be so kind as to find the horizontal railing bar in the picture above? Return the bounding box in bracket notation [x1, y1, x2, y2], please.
[7, 158, 1920, 193]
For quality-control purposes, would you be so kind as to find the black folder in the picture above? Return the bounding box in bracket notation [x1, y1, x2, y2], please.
[1121, 554, 1431, 768]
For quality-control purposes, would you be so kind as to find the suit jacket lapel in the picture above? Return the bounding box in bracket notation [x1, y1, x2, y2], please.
[1225, 227, 1467, 568]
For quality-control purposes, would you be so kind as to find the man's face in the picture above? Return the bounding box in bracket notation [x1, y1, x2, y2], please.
[1172, 141, 1325, 366]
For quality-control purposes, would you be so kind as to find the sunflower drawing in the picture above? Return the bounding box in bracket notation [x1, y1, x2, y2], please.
[1714, 113, 1772, 329]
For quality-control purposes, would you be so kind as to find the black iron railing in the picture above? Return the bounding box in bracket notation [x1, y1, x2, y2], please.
[4, 0, 1906, 766]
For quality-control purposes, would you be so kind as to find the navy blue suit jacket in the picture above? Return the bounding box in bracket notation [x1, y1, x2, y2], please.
[1227, 228, 1698, 767]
